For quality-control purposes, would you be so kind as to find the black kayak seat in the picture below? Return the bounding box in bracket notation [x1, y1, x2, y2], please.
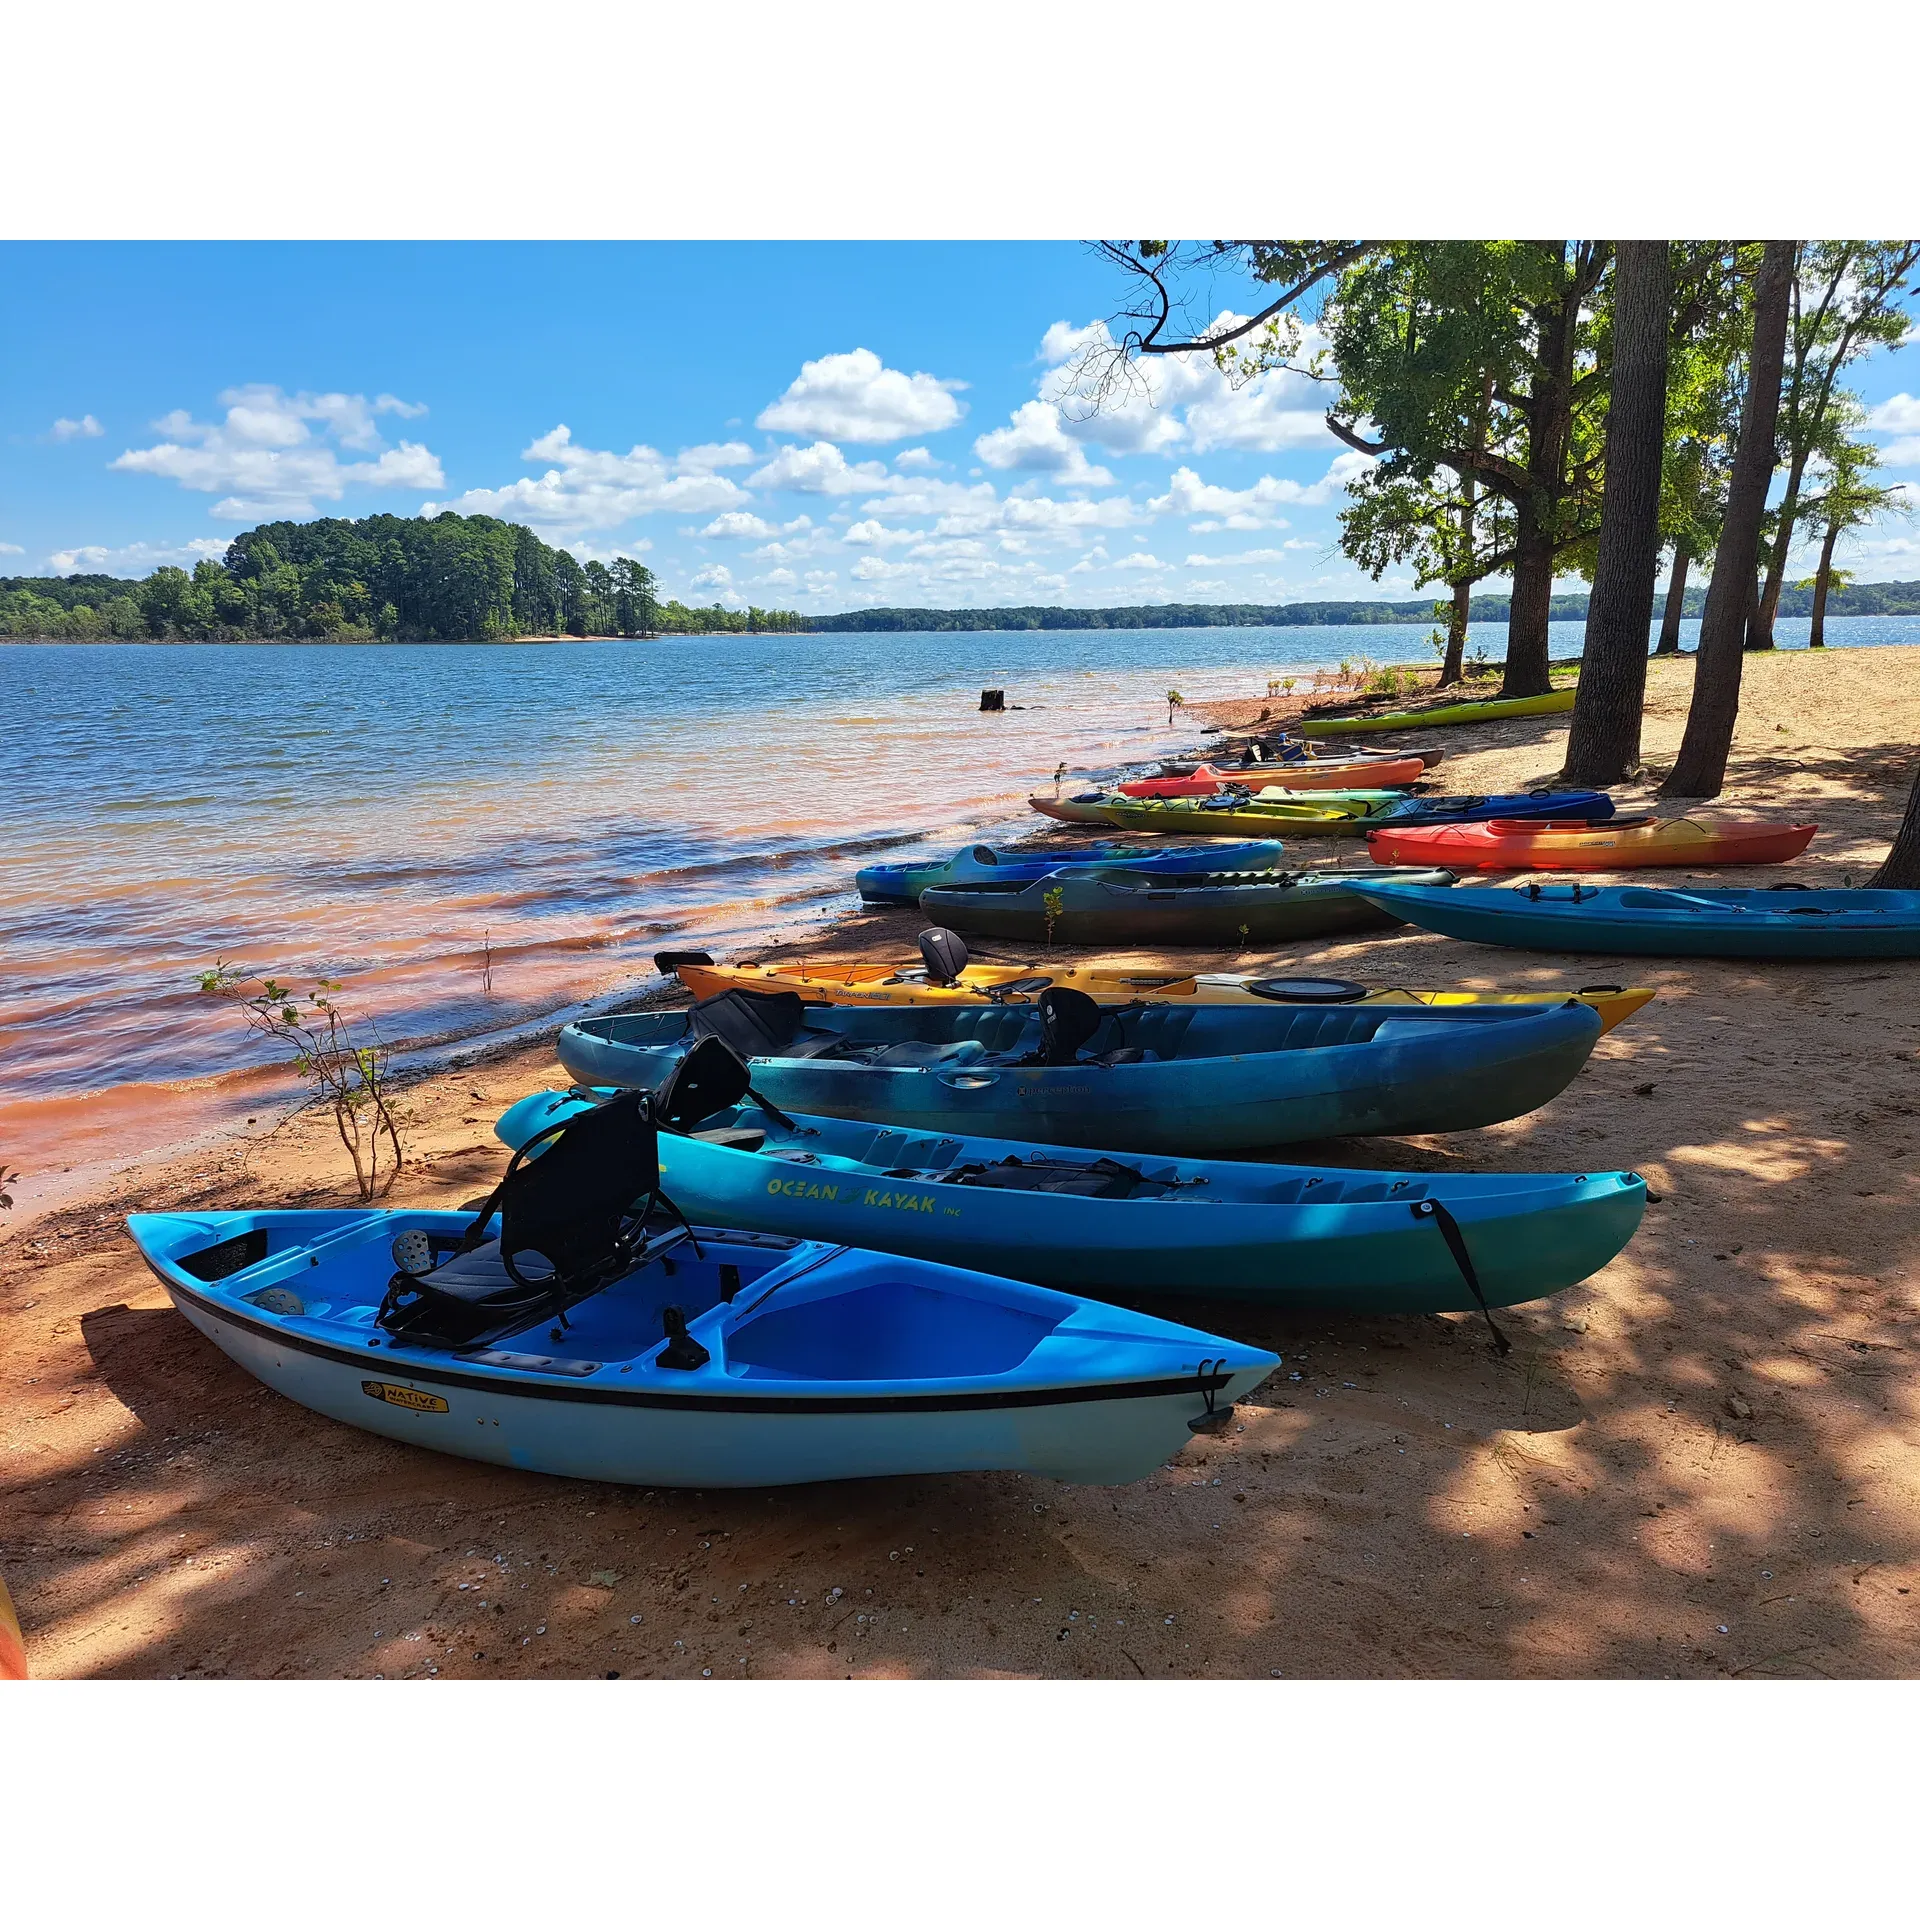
[940, 1155, 1170, 1200]
[687, 988, 846, 1059]
[689, 1126, 767, 1151]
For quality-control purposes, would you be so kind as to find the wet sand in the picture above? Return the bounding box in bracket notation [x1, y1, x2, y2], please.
[6, 645, 1920, 1679]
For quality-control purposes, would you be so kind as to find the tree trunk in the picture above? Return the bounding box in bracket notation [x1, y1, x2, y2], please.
[1656, 547, 1690, 652]
[1563, 242, 1671, 786]
[1748, 445, 1810, 649]
[1440, 578, 1469, 685]
[1809, 519, 1839, 647]
[1871, 761, 1920, 886]
[1661, 242, 1795, 799]
[1503, 506, 1556, 695]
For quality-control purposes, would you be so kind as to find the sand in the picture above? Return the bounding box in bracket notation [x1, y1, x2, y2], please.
[6, 643, 1920, 1680]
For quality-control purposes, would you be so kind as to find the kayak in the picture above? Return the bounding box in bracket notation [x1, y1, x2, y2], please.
[557, 990, 1606, 1152]
[1301, 689, 1576, 736]
[498, 1087, 1648, 1313]
[0, 1572, 23, 1681]
[1368, 815, 1819, 872]
[1215, 739, 1447, 770]
[1033, 789, 1417, 837]
[663, 954, 1656, 1033]
[1118, 758, 1426, 797]
[125, 1205, 1273, 1490]
[1344, 880, 1920, 958]
[1368, 790, 1613, 826]
[855, 838, 1289, 907]
[919, 864, 1458, 946]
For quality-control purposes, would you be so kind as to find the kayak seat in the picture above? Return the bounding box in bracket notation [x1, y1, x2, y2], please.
[865, 1038, 992, 1068]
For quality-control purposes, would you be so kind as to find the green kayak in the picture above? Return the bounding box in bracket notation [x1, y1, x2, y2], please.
[1301, 688, 1575, 736]
[921, 864, 1458, 945]
[1032, 789, 1412, 838]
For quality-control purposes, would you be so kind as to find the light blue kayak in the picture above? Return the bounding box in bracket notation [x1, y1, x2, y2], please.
[498, 1087, 1647, 1312]
[856, 838, 1289, 907]
[1346, 880, 1920, 959]
[555, 989, 1605, 1152]
[125, 1209, 1275, 1489]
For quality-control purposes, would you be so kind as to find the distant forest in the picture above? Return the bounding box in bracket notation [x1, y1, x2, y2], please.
[0, 513, 804, 643]
[4, 511, 1920, 642]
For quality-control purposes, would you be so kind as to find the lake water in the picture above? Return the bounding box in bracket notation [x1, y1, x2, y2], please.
[2, 614, 1911, 1174]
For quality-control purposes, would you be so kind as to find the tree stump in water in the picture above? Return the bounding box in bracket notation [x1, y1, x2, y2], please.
[979, 689, 1005, 712]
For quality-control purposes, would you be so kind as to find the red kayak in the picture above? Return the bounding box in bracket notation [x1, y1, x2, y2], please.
[1368, 815, 1818, 872]
[1120, 757, 1425, 797]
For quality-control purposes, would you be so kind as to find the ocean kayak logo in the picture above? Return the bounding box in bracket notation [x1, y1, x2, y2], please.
[765, 1176, 938, 1214]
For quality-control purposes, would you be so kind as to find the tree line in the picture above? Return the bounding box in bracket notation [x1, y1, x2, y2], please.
[1084, 241, 1919, 819]
[0, 513, 807, 643]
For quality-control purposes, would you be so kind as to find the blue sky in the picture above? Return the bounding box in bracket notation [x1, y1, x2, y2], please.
[5, 241, 1918, 611]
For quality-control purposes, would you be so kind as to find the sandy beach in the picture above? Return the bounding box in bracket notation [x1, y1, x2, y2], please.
[6, 643, 1920, 1679]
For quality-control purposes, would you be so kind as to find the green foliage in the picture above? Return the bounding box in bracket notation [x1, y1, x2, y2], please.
[1042, 884, 1066, 949]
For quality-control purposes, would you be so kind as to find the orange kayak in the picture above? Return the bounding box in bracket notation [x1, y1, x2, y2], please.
[1118, 757, 1425, 797]
[1368, 815, 1818, 872]
[0, 1571, 24, 1680]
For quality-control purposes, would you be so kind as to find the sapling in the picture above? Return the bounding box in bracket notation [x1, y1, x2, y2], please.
[198, 963, 406, 1200]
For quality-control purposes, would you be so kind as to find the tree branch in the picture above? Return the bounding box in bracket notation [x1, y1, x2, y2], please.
[1135, 243, 1377, 355]
[1325, 412, 1385, 457]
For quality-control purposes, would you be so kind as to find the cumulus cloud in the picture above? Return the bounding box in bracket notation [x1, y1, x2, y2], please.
[698, 511, 778, 539]
[50, 414, 104, 441]
[46, 536, 230, 574]
[893, 446, 942, 471]
[750, 440, 892, 494]
[425, 424, 746, 533]
[973, 401, 1113, 486]
[842, 519, 920, 548]
[112, 384, 444, 518]
[1113, 551, 1169, 571]
[1148, 454, 1368, 528]
[757, 347, 966, 443]
[676, 441, 757, 472]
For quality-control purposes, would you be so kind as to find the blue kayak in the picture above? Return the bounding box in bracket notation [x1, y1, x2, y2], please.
[1344, 880, 1920, 959]
[555, 988, 1605, 1152]
[1368, 789, 1614, 826]
[498, 1087, 1647, 1313]
[125, 1208, 1275, 1489]
[856, 839, 1289, 907]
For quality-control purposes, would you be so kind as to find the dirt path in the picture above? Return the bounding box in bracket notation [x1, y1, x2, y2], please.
[6, 645, 1919, 1678]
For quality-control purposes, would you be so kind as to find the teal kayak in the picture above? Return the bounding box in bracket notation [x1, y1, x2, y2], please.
[555, 989, 1606, 1152]
[498, 1088, 1647, 1313]
[1345, 881, 1920, 959]
[856, 838, 1289, 907]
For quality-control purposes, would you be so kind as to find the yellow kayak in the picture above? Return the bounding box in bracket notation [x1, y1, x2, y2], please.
[1302, 688, 1575, 736]
[671, 956, 1654, 1033]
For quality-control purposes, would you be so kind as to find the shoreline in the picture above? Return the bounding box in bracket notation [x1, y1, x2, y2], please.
[8, 645, 1920, 1678]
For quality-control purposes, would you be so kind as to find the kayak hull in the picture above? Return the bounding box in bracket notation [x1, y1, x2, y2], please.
[1302, 689, 1576, 736]
[919, 866, 1457, 945]
[1119, 758, 1426, 796]
[1369, 818, 1818, 871]
[671, 959, 1655, 1032]
[1347, 881, 1920, 958]
[557, 1000, 1607, 1152]
[126, 1211, 1274, 1489]
[500, 1091, 1648, 1312]
[1044, 789, 1416, 839]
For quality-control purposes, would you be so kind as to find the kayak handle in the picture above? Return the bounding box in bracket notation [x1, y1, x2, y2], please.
[937, 1070, 1001, 1090]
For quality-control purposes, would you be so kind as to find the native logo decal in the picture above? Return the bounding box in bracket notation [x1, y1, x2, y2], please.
[361, 1381, 449, 1414]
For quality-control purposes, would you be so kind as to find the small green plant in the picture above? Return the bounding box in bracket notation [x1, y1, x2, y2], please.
[1467, 644, 1493, 675]
[1281, 676, 1297, 695]
[1042, 885, 1066, 948]
[1237, 922, 1251, 951]
[1423, 627, 1448, 663]
[198, 963, 406, 1199]
[1165, 687, 1185, 725]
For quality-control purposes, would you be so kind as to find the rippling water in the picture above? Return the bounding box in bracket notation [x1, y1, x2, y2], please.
[2, 615, 1909, 1172]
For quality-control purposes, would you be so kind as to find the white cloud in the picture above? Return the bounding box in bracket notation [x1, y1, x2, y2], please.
[676, 441, 757, 472]
[1868, 394, 1920, 435]
[1147, 454, 1368, 528]
[690, 563, 735, 590]
[698, 511, 778, 539]
[46, 536, 230, 574]
[842, 519, 920, 548]
[757, 347, 966, 443]
[893, 446, 941, 471]
[973, 400, 1113, 486]
[1880, 440, 1920, 468]
[425, 424, 745, 533]
[1113, 552, 1168, 571]
[749, 440, 892, 494]
[0, 541, 22, 555]
[112, 384, 443, 517]
[50, 414, 103, 440]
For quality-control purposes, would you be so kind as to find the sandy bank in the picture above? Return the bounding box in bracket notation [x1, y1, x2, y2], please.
[6, 645, 1920, 1679]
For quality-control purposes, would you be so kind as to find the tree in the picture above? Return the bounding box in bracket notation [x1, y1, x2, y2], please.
[1563, 242, 1672, 784]
[611, 555, 657, 636]
[1747, 242, 1920, 649]
[1661, 242, 1796, 798]
[1871, 765, 1920, 887]
[1800, 434, 1910, 647]
[1319, 243, 1613, 698]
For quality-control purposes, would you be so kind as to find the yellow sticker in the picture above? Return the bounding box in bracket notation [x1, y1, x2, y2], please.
[361, 1380, 449, 1414]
